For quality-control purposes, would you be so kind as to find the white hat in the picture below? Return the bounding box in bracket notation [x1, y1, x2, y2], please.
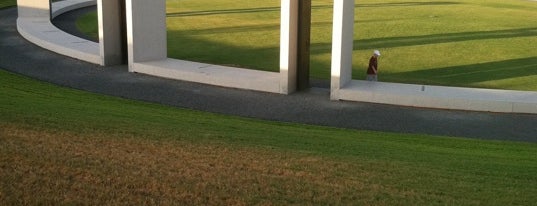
[374, 50, 381, 56]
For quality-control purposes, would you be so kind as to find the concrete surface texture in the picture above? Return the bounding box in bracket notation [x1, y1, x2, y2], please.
[1, 7, 536, 143]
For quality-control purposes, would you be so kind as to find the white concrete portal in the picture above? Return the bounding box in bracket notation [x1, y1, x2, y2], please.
[125, 0, 298, 94]
[329, 0, 537, 114]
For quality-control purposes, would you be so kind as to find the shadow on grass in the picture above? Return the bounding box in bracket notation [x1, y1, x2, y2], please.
[353, 28, 537, 50]
[308, 27, 537, 52]
[383, 57, 537, 86]
[357, 1, 461, 7]
[167, 25, 537, 82]
[167, 30, 280, 73]
[167, 1, 460, 17]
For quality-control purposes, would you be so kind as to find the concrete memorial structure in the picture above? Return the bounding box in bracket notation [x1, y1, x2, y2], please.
[15, 0, 537, 114]
[125, 0, 307, 94]
[328, 0, 537, 113]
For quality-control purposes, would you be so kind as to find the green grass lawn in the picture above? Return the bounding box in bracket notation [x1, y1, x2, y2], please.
[0, 0, 16, 8]
[1, 69, 536, 204]
[77, 0, 537, 90]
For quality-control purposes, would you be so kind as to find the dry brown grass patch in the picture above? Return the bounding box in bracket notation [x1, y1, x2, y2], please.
[0, 123, 407, 205]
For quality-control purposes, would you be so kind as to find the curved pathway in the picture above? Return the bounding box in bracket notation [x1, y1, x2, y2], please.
[1, 7, 536, 142]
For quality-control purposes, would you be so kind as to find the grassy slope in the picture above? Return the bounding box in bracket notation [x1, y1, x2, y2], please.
[1, 69, 536, 204]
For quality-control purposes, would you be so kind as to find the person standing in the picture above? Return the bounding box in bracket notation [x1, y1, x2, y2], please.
[366, 50, 381, 81]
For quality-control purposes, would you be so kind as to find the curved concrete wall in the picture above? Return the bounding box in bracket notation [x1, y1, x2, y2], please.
[17, 0, 101, 65]
[51, 0, 96, 19]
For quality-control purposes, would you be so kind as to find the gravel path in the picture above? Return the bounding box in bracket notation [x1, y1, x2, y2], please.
[1, 7, 536, 142]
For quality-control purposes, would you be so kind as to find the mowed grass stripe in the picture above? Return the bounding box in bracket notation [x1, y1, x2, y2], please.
[1, 69, 536, 205]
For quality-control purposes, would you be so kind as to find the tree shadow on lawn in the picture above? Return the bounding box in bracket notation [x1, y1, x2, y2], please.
[357, 1, 461, 7]
[167, 25, 537, 87]
[167, 28, 337, 80]
[166, 29, 537, 89]
[309, 27, 537, 52]
[167, 20, 537, 88]
[167, 30, 280, 72]
[383, 57, 537, 88]
[166, 5, 333, 18]
[166, 1, 460, 17]
[353, 27, 537, 50]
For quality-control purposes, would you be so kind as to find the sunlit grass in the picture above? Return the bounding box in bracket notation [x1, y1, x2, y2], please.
[77, 0, 537, 90]
[1, 69, 537, 204]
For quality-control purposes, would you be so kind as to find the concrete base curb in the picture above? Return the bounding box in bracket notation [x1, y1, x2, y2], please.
[337, 80, 537, 114]
[133, 59, 282, 94]
[17, 17, 100, 64]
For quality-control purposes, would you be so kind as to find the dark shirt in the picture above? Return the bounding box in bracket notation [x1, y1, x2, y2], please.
[367, 56, 378, 75]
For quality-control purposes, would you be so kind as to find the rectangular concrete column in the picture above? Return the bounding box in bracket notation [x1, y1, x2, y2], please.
[330, 0, 355, 100]
[297, 0, 311, 91]
[280, 0, 299, 94]
[17, 0, 50, 18]
[125, 0, 167, 71]
[98, 0, 125, 66]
